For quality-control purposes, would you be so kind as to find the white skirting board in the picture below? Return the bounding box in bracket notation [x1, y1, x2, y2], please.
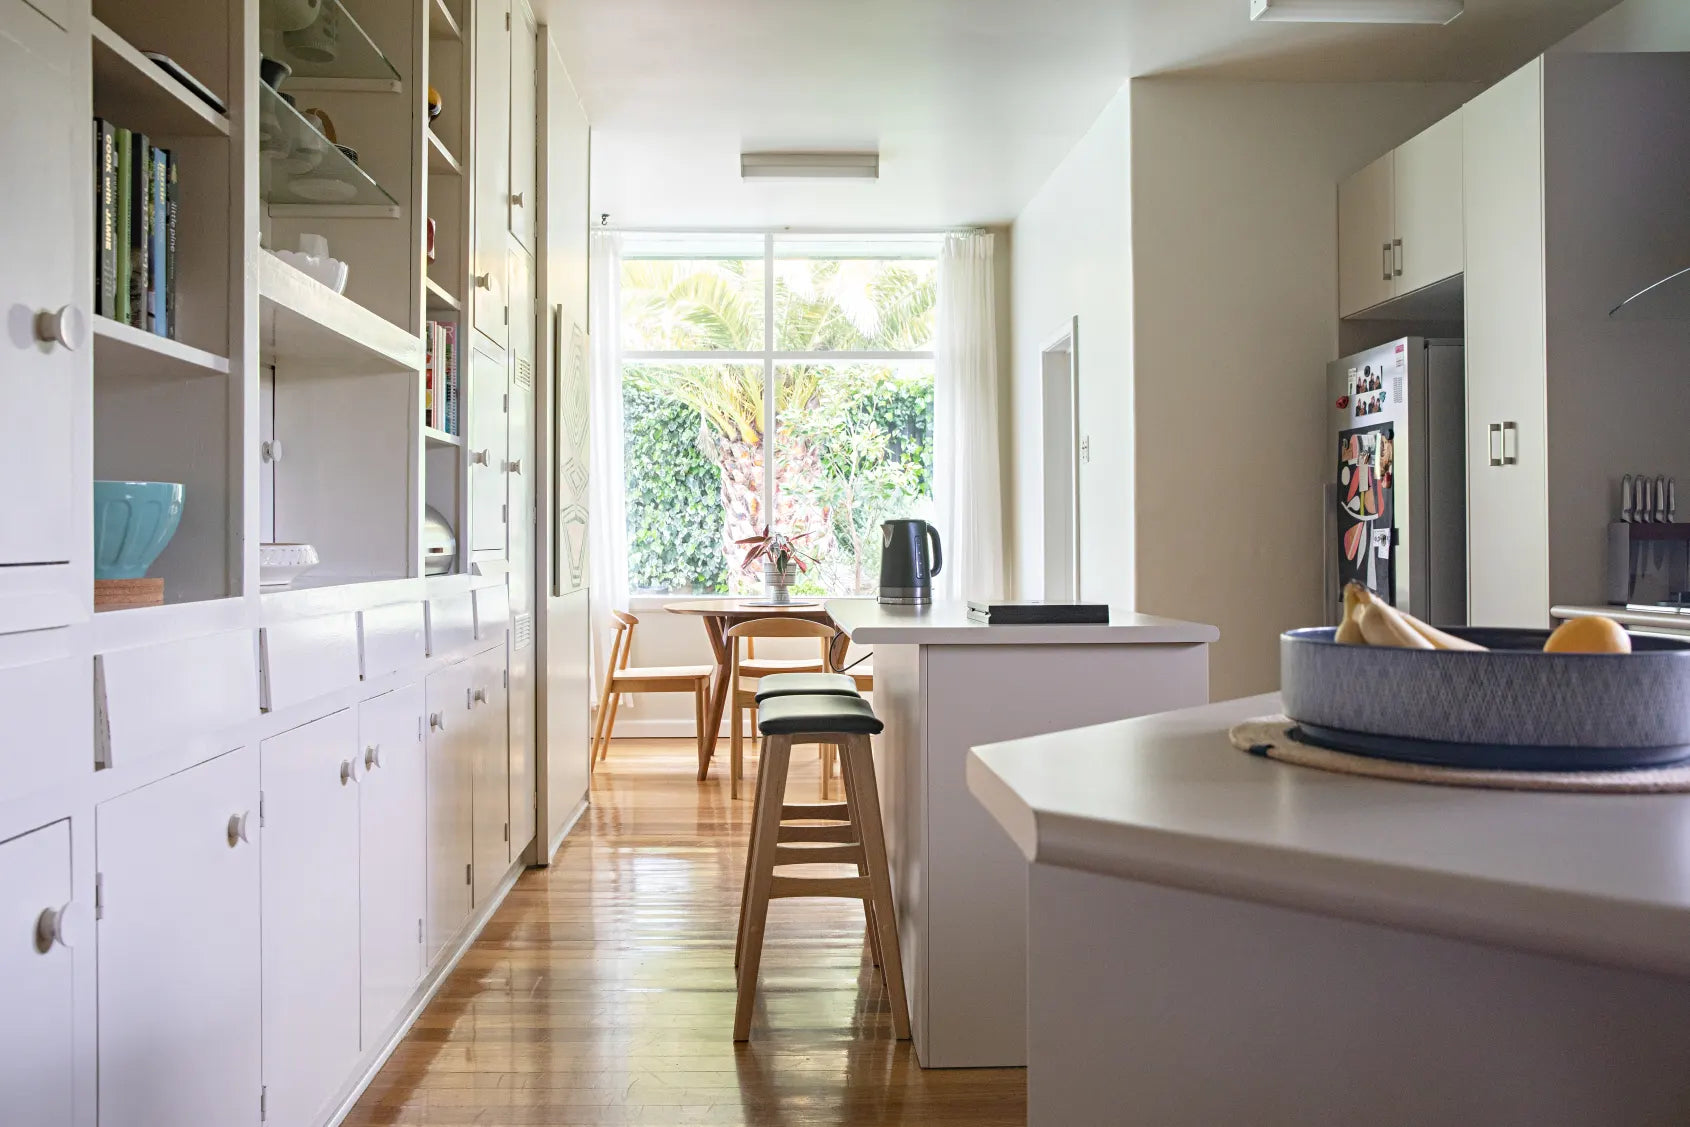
[542, 793, 589, 866]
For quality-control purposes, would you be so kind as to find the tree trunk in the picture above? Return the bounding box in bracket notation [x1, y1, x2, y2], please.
[700, 425, 833, 593]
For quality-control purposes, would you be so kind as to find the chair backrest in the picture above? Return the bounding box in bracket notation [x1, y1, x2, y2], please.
[606, 610, 638, 672]
[725, 617, 834, 676]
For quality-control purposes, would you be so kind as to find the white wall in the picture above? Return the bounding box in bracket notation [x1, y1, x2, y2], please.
[1556, 0, 1690, 52]
[1009, 87, 1133, 605]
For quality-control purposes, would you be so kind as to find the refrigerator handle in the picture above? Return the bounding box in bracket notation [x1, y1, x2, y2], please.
[1322, 480, 1340, 626]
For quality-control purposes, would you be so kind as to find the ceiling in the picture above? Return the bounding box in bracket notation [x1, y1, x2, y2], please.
[537, 0, 1624, 229]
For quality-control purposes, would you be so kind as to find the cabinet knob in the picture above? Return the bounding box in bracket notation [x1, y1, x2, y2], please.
[475, 273, 493, 289]
[470, 449, 489, 465]
[35, 901, 89, 952]
[510, 191, 524, 207]
[505, 458, 522, 475]
[472, 686, 488, 705]
[429, 711, 446, 732]
[365, 743, 383, 770]
[340, 758, 361, 785]
[34, 304, 87, 351]
[227, 811, 252, 847]
[261, 439, 283, 463]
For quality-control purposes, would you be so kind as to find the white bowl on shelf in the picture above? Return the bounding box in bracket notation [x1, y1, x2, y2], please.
[259, 542, 320, 587]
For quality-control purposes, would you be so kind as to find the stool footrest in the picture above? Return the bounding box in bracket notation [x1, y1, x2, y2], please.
[777, 823, 858, 843]
[768, 875, 871, 900]
[774, 843, 864, 866]
[782, 802, 848, 819]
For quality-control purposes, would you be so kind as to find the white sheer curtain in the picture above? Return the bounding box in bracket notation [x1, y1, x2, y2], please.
[934, 230, 1005, 602]
[587, 231, 629, 682]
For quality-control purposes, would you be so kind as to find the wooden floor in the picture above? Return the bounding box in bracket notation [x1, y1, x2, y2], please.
[344, 739, 1028, 1126]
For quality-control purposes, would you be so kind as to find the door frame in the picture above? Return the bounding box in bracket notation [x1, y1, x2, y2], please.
[1040, 318, 1081, 602]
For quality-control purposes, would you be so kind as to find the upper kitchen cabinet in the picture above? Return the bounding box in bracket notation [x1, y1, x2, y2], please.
[0, 0, 83, 572]
[1338, 110, 1464, 318]
[471, 0, 512, 349]
[508, 0, 537, 253]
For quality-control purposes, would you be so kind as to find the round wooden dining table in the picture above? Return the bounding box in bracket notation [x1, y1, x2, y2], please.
[664, 599, 837, 772]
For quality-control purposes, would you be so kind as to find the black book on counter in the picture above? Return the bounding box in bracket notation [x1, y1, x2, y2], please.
[966, 601, 1109, 625]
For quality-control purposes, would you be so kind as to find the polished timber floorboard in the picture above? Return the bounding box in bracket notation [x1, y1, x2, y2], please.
[344, 739, 1028, 1126]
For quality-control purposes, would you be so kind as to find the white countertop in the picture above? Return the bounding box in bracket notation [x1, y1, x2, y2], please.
[1553, 603, 1690, 633]
[967, 693, 1690, 980]
[825, 599, 1219, 646]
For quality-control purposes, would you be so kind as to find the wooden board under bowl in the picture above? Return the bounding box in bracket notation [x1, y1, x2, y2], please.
[95, 578, 164, 611]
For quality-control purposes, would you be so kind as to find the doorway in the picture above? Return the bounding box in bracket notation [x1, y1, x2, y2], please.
[1041, 319, 1080, 602]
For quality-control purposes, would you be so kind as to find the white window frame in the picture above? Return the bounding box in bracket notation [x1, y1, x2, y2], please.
[619, 230, 938, 538]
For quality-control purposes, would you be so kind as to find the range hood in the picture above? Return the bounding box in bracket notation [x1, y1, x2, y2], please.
[1610, 265, 1690, 320]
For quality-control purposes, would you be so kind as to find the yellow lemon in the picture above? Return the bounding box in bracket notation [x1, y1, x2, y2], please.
[1543, 616, 1631, 654]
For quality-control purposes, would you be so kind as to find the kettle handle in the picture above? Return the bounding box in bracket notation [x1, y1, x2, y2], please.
[927, 523, 943, 578]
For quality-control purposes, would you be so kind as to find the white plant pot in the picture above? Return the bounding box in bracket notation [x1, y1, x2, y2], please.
[763, 561, 798, 604]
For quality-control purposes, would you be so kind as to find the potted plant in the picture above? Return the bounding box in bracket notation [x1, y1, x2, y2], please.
[736, 527, 817, 605]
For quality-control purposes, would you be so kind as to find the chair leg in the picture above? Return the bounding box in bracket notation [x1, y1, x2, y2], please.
[597, 692, 624, 765]
[694, 683, 710, 781]
[839, 733, 911, 1040]
[734, 735, 792, 1041]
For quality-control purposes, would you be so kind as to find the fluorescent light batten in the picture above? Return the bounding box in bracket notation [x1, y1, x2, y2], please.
[1250, 0, 1463, 24]
[740, 152, 880, 181]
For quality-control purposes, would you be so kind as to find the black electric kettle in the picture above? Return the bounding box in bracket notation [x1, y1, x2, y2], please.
[878, 519, 942, 605]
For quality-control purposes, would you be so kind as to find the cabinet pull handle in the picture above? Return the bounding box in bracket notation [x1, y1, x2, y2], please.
[1487, 423, 1503, 467]
[1383, 243, 1393, 283]
[227, 811, 252, 847]
[475, 273, 493, 289]
[365, 743, 383, 770]
[1392, 238, 1403, 278]
[429, 711, 447, 732]
[1501, 421, 1519, 466]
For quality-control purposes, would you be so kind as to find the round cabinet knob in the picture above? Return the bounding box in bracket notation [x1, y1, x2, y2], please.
[470, 449, 489, 466]
[472, 687, 488, 704]
[227, 811, 252, 847]
[340, 758, 361, 785]
[474, 273, 493, 289]
[365, 743, 383, 770]
[34, 304, 87, 351]
[35, 901, 89, 952]
[510, 191, 524, 207]
[505, 458, 522, 475]
[429, 711, 446, 732]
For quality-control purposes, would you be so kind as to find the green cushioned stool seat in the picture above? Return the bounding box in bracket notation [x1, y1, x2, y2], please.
[756, 693, 883, 736]
[753, 672, 860, 703]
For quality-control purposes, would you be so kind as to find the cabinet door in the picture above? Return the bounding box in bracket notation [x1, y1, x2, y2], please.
[260, 710, 361, 1127]
[0, 820, 74, 1127]
[1464, 59, 1550, 628]
[1337, 150, 1394, 318]
[472, 0, 511, 347]
[1393, 110, 1464, 296]
[0, 0, 79, 566]
[358, 684, 427, 1046]
[471, 647, 511, 905]
[508, 0, 537, 251]
[425, 661, 474, 960]
[507, 248, 535, 593]
[469, 345, 510, 555]
[98, 747, 261, 1127]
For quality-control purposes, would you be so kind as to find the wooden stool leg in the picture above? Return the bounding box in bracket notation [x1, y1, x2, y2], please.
[734, 735, 792, 1041]
[819, 744, 834, 801]
[731, 696, 745, 800]
[834, 744, 881, 969]
[734, 728, 778, 970]
[839, 733, 911, 1040]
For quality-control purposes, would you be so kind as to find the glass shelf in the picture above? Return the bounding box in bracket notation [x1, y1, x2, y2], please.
[262, 0, 402, 91]
[1611, 266, 1690, 321]
[259, 81, 400, 216]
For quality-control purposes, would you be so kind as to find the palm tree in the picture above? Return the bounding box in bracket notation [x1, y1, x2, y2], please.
[623, 256, 936, 587]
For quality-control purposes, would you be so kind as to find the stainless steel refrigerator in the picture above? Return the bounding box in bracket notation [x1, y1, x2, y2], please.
[1325, 337, 1466, 626]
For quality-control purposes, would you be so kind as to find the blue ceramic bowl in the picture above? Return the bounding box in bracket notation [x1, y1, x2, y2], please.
[94, 481, 184, 580]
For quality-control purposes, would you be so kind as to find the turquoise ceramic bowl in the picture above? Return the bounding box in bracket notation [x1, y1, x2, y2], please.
[94, 481, 184, 580]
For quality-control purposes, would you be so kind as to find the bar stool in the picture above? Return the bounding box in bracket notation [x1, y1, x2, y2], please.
[733, 692, 909, 1043]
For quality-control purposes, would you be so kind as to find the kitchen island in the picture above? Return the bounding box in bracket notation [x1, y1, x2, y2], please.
[968, 694, 1690, 1125]
[826, 599, 1218, 1068]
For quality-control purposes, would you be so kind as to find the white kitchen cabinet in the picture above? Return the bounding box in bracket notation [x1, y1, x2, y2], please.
[425, 659, 475, 959]
[472, 0, 512, 348]
[98, 746, 261, 1127]
[1463, 60, 1550, 628]
[358, 684, 427, 1047]
[469, 344, 510, 555]
[0, 0, 80, 569]
[1338, 111, 1464, 317]
[1338, 150, 1394, 318]
[471, 645, 511, 905]
[1392, 111, 1464, 298]
[0, 819, 75, 1127]
[260, 709, 361, 1127]
[507, 246, 535, 590]
[508, 0, 537, 252]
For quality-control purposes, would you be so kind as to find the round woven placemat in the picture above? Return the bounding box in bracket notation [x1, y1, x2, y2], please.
[1230, 716, 1690, 794]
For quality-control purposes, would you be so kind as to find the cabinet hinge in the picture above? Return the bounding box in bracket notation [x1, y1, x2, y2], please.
[502, 393, 509, 413]
[261, 1086, 268, 1121]
[258, 791, 266, 829]
[505, 10, 511, 29]
[503, 668, 509, 689]
[503, 821, 510, 842]
[501, 503, 509, 524]
[418, 917, 424, 944]
[466, 862, 473, 885]
[94, 872, 104, 921]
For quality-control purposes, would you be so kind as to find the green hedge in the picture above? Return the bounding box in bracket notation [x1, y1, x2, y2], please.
[624, 387, 729, 592]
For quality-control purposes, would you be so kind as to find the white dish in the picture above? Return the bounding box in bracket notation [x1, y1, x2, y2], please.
[259, 542, 319, 587]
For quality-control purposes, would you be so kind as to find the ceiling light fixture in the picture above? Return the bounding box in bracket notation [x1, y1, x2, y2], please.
[740, 152, 880, 181]
[1250, 0, 1463, 24]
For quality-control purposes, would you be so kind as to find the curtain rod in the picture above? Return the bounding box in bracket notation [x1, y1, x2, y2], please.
[594, 224, 989, 235]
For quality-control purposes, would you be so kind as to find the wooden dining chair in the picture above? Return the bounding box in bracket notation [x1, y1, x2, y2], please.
[725, 618, 835, 798]
[591, 610, 714, 777]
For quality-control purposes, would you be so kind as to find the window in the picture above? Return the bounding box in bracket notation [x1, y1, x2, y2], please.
[621, 234, 938, 596]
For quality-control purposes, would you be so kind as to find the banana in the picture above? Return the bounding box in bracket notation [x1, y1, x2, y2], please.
[1397, 610, 1486, 652]
[1334, 582, 1372, 644]
[1357, 602, 1433, 649]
